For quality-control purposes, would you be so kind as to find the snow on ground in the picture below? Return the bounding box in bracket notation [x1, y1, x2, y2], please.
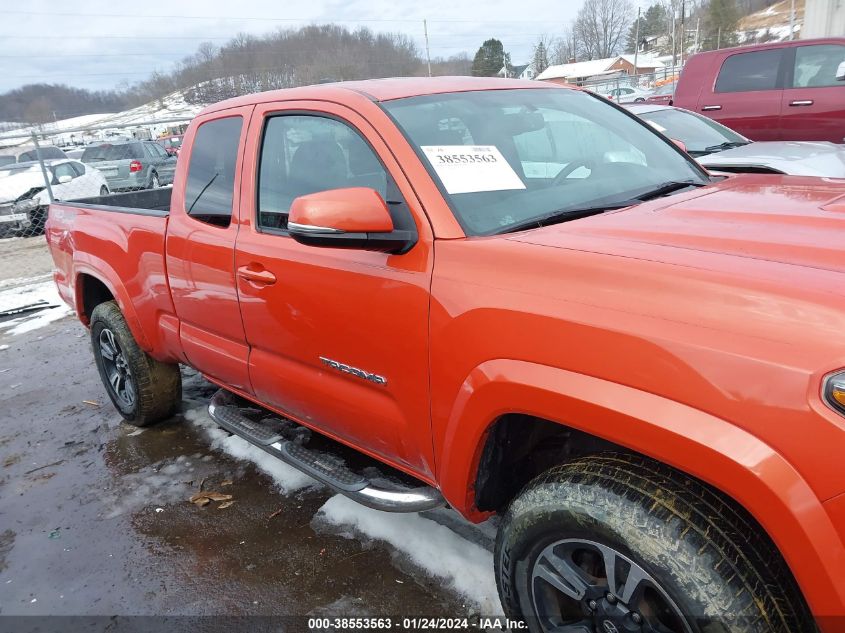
[184, 405, 319, 495]
[316, 495, 502, 614]
[0, 279, 72, 336]
[185, 400, 503, 614]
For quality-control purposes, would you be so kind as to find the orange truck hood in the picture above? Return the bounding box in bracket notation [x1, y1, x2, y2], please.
[509, 175, 845, 274]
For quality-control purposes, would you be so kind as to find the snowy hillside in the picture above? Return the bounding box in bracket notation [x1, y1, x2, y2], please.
[0, 90, 204, 145]
[738, 0, 804, 43]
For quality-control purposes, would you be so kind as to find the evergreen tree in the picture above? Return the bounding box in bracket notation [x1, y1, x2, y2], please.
[471, 38, 506, 77]
[532, 40, 550, 75]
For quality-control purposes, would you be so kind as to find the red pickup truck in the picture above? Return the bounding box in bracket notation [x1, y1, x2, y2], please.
[673, 38, 845, 143]
[46, 77, 845, 633]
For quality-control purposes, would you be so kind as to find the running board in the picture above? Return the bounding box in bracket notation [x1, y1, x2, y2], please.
[207, 389, 445, 513]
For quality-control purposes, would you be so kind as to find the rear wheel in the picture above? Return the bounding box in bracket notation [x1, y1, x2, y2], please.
[99, 185, 109, 196]
[90, 301, 181, 426]
[149, 172, 160, 189]
[495, 454, 815, 633]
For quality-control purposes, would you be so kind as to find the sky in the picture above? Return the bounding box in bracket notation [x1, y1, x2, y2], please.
[0, 0, 587, 98]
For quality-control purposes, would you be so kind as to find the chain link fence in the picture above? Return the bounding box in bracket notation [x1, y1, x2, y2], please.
[0, 118, 191, 322]
[0, 119, 190, 240]
[574, 66, 682, 103]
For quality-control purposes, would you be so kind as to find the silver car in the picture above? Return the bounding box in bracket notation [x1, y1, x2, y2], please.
[628, 104, 845, 177]
[81, 140, 177, 191]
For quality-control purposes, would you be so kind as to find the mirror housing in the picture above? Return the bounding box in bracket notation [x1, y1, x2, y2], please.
[837, 61, 845, 81]
[288, 187, 416, 254]
[670, 138, 688, 153]
[57, 174, 72, 184]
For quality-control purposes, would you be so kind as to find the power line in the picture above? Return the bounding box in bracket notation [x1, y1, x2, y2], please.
[6, 9, 570, 25]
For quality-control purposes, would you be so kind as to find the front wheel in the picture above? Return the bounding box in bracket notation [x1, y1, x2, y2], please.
[495, 454, 814, 633]
[90, 301, 181, 426]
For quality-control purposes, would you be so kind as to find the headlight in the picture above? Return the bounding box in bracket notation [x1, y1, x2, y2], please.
[12, 198, 39, 213]
[823, 371, 845, 416]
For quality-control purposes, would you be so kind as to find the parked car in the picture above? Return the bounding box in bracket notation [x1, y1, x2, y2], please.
[156, 135, 184, 156]
[0, 144, 67, 167]
[81, 140, 176, 191]
[645, 79, 677, 105]
[628, 103, 845, 176]
[0, 159, 108, 235]
[674, 37, 845, 142]
[47, 77, 845, 632]
[604, 85, 651, 103]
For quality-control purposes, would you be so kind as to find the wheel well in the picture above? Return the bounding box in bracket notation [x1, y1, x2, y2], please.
[474, 414, 631, 512]
[79, 274, 114, 321]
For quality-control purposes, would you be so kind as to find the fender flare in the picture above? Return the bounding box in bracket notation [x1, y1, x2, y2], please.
[436, 359, 845, 617]
[72, 256, 151, 351]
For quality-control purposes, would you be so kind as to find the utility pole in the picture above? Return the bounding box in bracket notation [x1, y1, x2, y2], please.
[423, 19, 432, 77]
[671, 12, 677, 66]
[717, 27, 721, 50]
[633, 6, 640, 82]
[789, 0, 795, 40]
[695, 17, 700, 53]
[679, 0, 686, 67]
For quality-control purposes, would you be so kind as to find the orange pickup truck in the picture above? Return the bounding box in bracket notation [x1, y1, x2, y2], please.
[46, 77, 845, 633]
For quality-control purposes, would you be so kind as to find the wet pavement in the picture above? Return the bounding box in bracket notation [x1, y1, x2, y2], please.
[0, 314, 501, 632]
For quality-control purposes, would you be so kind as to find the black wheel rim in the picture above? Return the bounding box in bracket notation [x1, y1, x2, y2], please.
[529, 539, 692, 633]
[98, 327, 136, 408]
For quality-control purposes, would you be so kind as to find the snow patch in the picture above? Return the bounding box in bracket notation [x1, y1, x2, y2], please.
[0, 280, 72, 336]
[316, 495, 502, 615]
[184, 406, 318, 494]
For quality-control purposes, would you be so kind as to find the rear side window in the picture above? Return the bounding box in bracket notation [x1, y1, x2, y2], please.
[82, 144, 136, 162]
[184, 117, 242, 227]
[715, 49, 784, 93]
[793, 44, 845, 88]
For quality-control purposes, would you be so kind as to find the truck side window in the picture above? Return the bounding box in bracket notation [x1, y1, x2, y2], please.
[715, 49, 784, 93]
[185, 116, 242, 228]
[792, 44, 845, 88]
[257, 115, 388, 232]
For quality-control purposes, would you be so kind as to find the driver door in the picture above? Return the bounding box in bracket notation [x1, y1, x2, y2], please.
[234, 102, 437, 478]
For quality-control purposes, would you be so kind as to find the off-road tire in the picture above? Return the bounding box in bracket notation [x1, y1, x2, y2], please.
[90, 300, 181, 426]
[495, 453, 816, 633]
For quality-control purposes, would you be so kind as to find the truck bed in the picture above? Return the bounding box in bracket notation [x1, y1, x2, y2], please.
[46, 187, 178, 360]
[63, 187, 172, 215]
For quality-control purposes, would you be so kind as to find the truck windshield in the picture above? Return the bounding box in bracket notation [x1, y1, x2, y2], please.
[383, 89, 708, 236]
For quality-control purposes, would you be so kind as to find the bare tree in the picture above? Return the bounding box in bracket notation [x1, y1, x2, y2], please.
[573, 0, 635, 59]
[550, 25, 579, 64]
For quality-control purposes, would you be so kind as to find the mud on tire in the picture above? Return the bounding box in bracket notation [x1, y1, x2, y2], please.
[90, 300, 181, 426]
[494, 453, 815, 633]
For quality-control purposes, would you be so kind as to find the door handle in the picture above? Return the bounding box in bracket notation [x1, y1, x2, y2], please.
[701, 105, 722, 111]
[789, 100, 814, 107]
[237, 265, 276, 285]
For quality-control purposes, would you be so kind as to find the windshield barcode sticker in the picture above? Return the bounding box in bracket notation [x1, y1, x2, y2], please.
[421, 145, 526, 195]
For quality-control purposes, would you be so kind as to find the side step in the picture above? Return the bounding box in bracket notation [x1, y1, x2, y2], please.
[207, 389, 445, 513]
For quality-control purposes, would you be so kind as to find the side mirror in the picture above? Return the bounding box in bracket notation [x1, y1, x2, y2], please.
[837, 61, 845, 81]
[288, 187, 416, 254]
[57, 174, 72, 184]
[670, 138, 688, 153]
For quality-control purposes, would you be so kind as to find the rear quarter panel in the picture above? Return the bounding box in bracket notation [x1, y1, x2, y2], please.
[46, 202, 181, 362]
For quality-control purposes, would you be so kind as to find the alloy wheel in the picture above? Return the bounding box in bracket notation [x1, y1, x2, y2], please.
[529, 539, 692, 633]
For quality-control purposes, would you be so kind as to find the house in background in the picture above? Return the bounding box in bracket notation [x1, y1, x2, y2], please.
[536, 55, 663, 86]
[497, 62, 535, 80]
